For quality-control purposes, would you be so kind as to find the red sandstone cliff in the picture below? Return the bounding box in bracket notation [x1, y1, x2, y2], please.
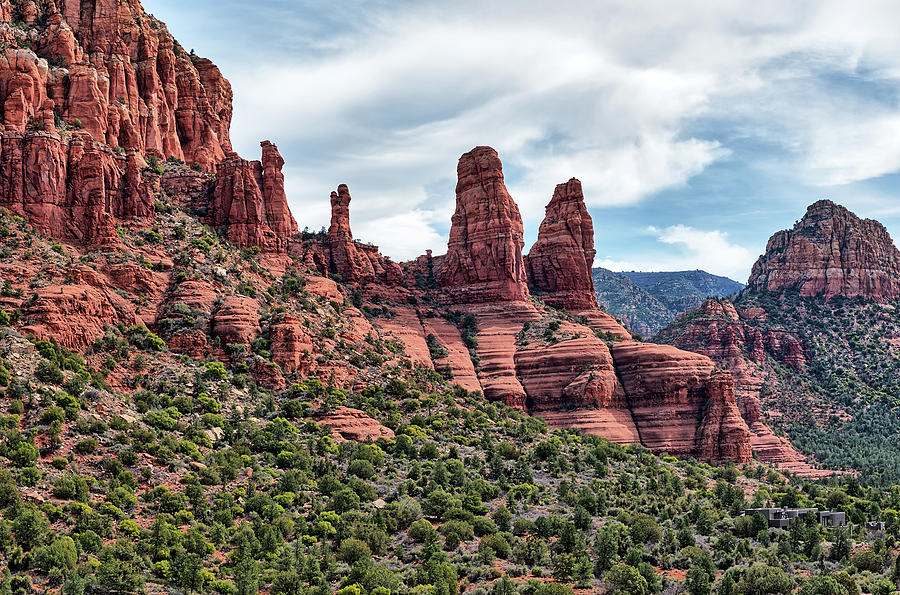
[526, 178, 598, 310]
[1, 0, 231, 168]
[0, 0, 296, 253]
[209, 142, 297, 252]
[748, 200, 900, 300]
[656, 297, 839, 476]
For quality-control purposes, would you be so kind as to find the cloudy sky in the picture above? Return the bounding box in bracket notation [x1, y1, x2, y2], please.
[147, 0, 900, 281]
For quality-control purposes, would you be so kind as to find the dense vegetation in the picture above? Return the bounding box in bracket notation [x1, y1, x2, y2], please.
[591, 268, 674, 338]
[733, 291, 900, 487]
[1, 299, 900, 594]
[0, 187, 899, 594]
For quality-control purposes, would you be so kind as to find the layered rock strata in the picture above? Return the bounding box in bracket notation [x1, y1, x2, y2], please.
[525, 178, 597, 310]
[748, 200, 900, 300]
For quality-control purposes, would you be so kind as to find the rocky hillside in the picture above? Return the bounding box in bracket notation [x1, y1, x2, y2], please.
[592, 269, 743, 338]
[0, 1, 887, 593]
[657, 201, 900, 485]
[625, 270, 744, 315]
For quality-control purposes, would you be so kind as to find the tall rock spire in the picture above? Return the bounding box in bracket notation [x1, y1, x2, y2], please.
[526, 178, 598, 310]
[437, 146, 529, 303]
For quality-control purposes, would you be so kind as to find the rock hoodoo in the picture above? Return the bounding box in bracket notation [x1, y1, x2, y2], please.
[525, 178, 598, 310]
[209, 142, 297, 252]
[319, 184, 402, 283]
[428, 147, 751, 462]
[437, 146, 529, 303]
[748, 200, 900, 301]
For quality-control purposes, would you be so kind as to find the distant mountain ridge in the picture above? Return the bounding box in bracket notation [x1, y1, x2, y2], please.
[592, 268, 744, 337]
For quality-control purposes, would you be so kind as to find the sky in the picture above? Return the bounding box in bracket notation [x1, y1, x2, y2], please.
[146, 0, 900, 282]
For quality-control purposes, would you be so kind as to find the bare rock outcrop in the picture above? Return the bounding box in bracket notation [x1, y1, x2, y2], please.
[525, 178, 598, 310]
[209, 142, 297, 252]
[611, 342, 752, 462]
[0, 0, 232, 169]
[317, 407, 395, 442]
[437, 147, 529, 303]
[270, 315, 313, 374]
[748, 200, 900, 300]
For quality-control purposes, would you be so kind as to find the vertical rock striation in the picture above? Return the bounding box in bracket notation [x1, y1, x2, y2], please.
[438, 146, 529, 303]
[209, 142, 297, 252]
[525, 178, 598, 310]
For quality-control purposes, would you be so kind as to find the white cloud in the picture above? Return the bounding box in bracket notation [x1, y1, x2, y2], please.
[354, 210, 445, 261]
[596, 225, 754, 280]
[594, 258, 638, 271]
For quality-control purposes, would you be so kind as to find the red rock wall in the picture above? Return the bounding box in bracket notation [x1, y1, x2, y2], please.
[748, 200, 900, 300]
[610, 342, 751, 462]
[438, 147, 529, 303]
[0, 0, 232, 170]
[525, 178, 598, 310]
[0, 130, 153, 247]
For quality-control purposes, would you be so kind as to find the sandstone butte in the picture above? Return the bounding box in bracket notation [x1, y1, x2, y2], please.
[0, 0, 754, 463]
[748, 199, 900, 301]
[653, 199, 900, 477]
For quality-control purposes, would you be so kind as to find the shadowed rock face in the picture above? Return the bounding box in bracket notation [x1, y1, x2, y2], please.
[526, 178, 598, 310]
[748, 200, 900, 301]
[438, 146, 529, 303]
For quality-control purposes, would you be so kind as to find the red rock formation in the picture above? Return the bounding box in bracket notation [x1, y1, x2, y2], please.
[211, 297, 259, 345]
[438, 147, 529, 303]
[610, 342, 751, 462]
[209, 143, 297, 252]
[515, 333, 622, 412]
[420, 316, 481, 393]
[317, 407, 395, 442]
[658, 298, 806, 417]
[653, 298, 846, 475]
[0, 1, 299, 253]
[21, 283, 139, 350]
[0, 0, 232, 169]
[748, 200, 900, 301]
[166, 330, 209, 358]
[468, 302, 541, 408]
[315, 184, 404, 283]
[697, 370, 755, 462]
[0, 131, 156, 247]
[375, 307, 434, 369]
[270, 315, 313, 374]
[526, 178, 598, 310]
